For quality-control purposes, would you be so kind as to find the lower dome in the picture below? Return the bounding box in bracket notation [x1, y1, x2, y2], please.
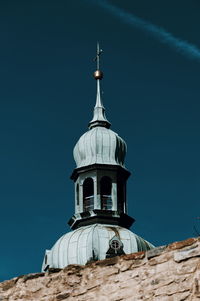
[42, 224, 154, 271]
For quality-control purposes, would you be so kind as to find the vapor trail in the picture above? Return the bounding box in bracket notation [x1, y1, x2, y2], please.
[90, 0, 200, 62]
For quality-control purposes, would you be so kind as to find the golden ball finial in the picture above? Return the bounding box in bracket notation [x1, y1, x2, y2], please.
[94, 70, 103, 80]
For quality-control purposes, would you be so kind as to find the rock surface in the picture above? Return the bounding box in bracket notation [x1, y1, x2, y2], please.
[0, 237, 200, 300]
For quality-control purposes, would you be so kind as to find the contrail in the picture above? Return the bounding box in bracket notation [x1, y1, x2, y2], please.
[89, 0, 200, 62]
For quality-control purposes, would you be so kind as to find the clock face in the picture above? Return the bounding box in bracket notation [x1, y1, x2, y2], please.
[110, 239, 121, 251]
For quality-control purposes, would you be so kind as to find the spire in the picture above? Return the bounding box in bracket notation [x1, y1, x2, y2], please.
[89, 43, 111, 129]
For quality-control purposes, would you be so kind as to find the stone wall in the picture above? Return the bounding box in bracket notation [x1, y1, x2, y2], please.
[0, 237, 200, 301]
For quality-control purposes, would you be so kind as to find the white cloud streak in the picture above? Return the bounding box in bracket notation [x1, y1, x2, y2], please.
[90, 0, 200, 62]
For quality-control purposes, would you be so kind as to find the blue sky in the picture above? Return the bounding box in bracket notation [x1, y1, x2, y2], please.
[0, 0, 200, 281]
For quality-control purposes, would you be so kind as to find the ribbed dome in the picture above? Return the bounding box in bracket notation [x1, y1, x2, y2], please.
[73, 126, 126, 168]
[42, 224, 154, 270]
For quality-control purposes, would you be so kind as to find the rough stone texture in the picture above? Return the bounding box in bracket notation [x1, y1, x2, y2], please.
[1, 237, 200, 301]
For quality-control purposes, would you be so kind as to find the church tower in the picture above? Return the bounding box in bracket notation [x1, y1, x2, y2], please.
[42, 45, 153, 272]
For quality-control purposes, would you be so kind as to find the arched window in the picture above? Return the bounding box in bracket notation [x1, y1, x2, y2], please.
[76, 184, 79, 206]
[100, 176, 112, 210]
[83, 178, 94, 211]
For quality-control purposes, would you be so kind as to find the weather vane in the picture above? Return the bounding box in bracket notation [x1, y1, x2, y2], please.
[93, 42, 103, 70]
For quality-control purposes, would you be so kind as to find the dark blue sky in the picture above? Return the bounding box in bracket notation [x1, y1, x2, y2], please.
[1, 0, 200, 281]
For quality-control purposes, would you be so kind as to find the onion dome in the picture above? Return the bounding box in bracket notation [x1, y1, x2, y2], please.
[42, 224, 154, 270]
[73, 127, 126, 168]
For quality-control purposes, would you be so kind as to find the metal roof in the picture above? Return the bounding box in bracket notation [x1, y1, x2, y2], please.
[42, 224, 154, 271]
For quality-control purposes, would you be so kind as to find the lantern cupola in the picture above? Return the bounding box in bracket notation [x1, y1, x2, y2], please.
[70, 43, 133, 230]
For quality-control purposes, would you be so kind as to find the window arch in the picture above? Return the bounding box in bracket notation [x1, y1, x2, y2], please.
[83, 178, 94, 211]
[76, 184, 79, 206]
[100, 176, 112, 210]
